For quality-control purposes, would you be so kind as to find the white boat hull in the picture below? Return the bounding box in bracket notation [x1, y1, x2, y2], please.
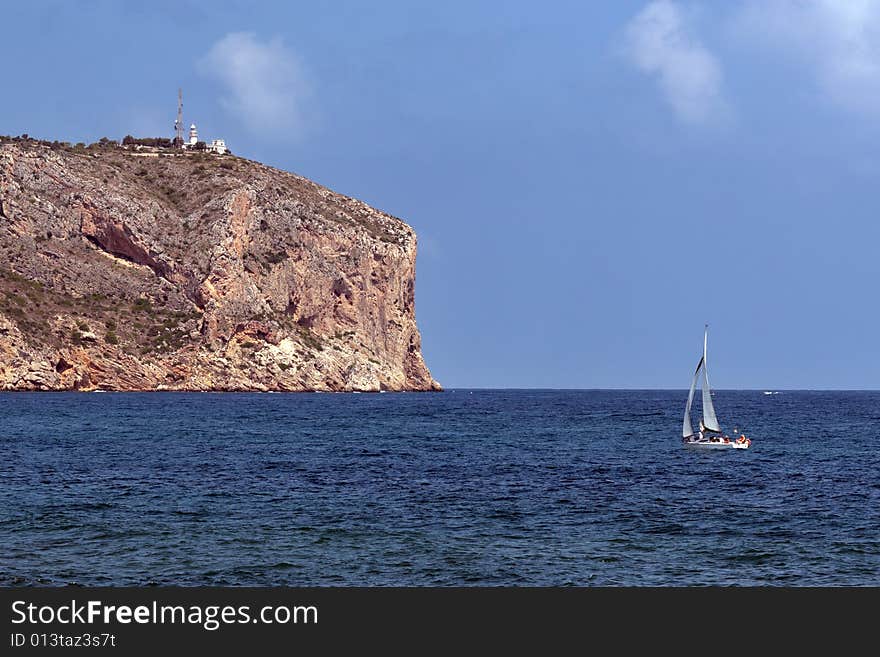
[683, 439, 750, 450]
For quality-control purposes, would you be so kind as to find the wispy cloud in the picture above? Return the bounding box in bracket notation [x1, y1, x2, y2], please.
[736, 1, 880, 115]
[198, 32, 313, 139]
[622, 0, 727, 125]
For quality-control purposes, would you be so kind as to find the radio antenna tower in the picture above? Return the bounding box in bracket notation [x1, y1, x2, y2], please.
[174, 88, 184, 146]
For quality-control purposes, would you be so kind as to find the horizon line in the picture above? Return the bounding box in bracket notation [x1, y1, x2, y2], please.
[437, 387, 880, 392]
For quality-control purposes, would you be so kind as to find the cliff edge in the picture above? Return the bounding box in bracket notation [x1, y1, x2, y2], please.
[0, 138, 440, 391]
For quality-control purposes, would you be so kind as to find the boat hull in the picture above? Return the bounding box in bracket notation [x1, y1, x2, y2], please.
[683, 439, 750, 450]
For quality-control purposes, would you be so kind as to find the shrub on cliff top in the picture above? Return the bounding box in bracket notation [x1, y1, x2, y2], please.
[122, 136, 173, 148]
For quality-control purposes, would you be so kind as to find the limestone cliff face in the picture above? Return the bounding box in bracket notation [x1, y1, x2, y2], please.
[0, 139, 440, 391]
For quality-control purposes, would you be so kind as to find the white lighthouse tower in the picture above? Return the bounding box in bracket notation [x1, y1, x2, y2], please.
[189, 124, 198, 147]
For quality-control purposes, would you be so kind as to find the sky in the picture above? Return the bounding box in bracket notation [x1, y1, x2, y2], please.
[2, 0, 879, 389]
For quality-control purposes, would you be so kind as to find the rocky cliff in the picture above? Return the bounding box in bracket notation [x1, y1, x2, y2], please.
[0, 138, 440, 391]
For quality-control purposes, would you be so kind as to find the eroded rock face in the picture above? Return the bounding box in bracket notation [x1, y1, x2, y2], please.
[0, 140, 440, 391]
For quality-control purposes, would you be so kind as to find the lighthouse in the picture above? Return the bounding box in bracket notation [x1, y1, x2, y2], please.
[189, 124, 198, 146]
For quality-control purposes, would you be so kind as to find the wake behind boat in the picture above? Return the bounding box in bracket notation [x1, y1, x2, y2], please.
[682, 325, 751, 450]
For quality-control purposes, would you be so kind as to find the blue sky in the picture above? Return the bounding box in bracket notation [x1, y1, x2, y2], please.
[2, 0, 879, 389]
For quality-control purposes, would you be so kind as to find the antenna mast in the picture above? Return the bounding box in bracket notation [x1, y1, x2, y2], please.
[174, 88, 184, 146]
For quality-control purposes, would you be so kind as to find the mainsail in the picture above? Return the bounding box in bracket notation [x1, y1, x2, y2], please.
[682, 356, 703, 438]
[700, 326, 721, 433]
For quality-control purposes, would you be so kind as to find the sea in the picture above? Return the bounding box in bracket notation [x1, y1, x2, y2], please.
[0, 390, 877, 586]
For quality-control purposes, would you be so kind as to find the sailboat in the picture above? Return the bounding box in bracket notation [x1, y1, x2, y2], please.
[682, 325, 751, 450]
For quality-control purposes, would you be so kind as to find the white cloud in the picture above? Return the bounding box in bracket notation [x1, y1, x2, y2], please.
[622, 0, 727, 125]
[198, 32, 312, 138]
[736, 1, 880, 114]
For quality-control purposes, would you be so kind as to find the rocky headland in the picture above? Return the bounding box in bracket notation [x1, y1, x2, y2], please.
[0, 137, 439, 391]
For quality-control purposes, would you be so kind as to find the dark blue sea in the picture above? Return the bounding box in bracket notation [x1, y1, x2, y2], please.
[1, 390, 877, 586]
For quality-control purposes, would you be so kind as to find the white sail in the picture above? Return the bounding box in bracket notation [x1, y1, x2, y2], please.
[701, 326, 721, 433]
[683, 356, 703, 438]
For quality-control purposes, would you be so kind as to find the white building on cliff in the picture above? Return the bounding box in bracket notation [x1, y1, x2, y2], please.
[173, 90, 229, 154]
[184, 126, 227, 154]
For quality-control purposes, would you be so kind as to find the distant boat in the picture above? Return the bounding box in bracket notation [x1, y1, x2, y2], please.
[682, 325, 751, 450]
[763, 391, 778, 395]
